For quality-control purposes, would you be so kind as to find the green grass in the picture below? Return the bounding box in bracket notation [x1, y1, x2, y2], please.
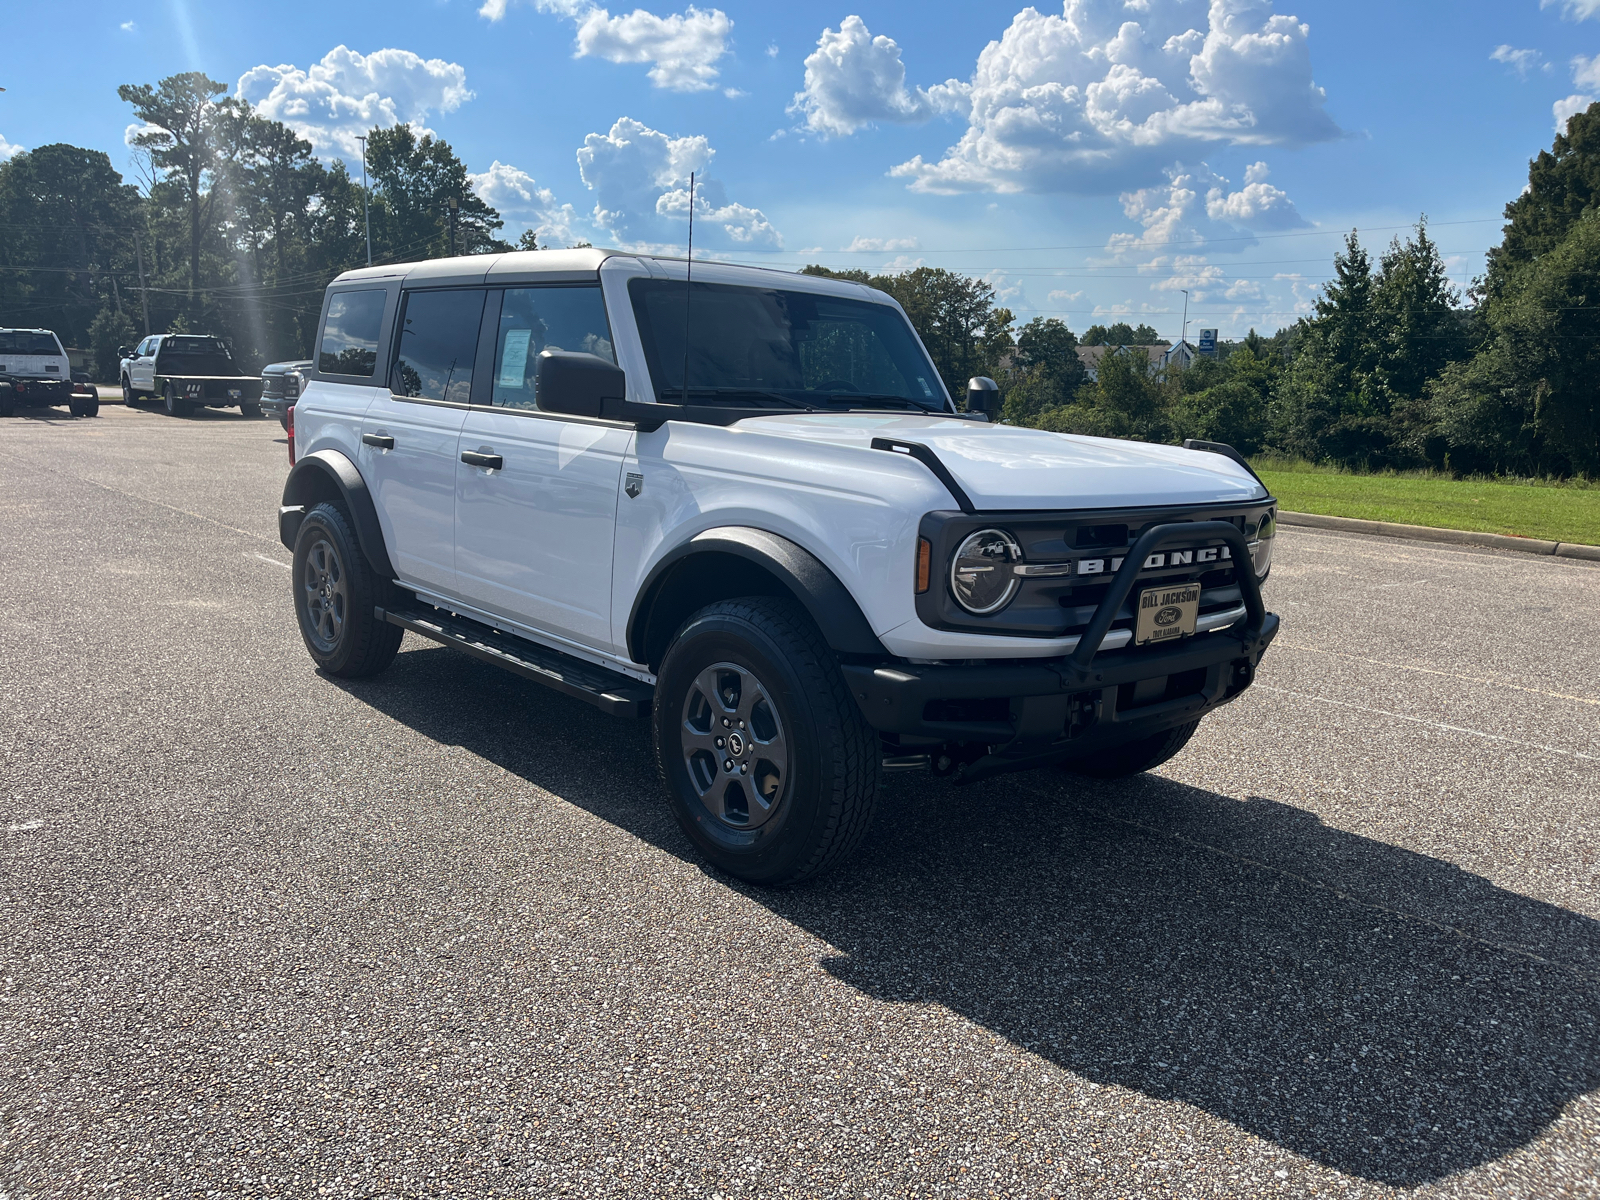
[1251, 460, 1600, 546]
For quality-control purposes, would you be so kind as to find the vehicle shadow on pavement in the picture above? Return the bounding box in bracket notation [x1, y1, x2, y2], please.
[338, 643, 1600, 1189]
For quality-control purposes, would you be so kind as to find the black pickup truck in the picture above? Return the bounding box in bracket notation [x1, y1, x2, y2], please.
[119, 334, 265, 417]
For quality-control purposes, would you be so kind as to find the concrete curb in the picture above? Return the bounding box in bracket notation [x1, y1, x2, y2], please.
[1278, 510, 1600, 562]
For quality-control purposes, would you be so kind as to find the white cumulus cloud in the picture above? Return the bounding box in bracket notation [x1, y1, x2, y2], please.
[469, 161, 582, 247]
[481, 1, 731, 92]
[1543, 0, 1600, 19]
[1109, 160, 1306, 260]
[843, 235, 920, 251]
[889, 0, 1343, 195]
[577, 117, 780, 249]
[789, 15, 966, 136]
[1553, 56, 1600, 131]
[0, 134, 23, 161]
[1490, 46, 1547, 77]
[238, 46, 473, 159]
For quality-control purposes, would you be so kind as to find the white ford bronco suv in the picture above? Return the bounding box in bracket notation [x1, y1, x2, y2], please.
[280, 249, 1278, 885]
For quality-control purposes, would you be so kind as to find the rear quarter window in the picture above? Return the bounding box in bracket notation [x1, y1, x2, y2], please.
[319, 290, 387, 377]
[0, 331, 64, 355]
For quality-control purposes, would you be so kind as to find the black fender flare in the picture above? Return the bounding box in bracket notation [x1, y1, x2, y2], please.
[627, 527, 888, 667]
[279, 449, 395, 577]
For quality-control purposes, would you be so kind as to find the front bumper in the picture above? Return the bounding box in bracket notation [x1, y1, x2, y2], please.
[843, 519, 1280, 783]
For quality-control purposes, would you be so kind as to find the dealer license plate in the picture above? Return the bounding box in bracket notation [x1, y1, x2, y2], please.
[228, 388, 242, 398]
[1135, 582, 1201, 646]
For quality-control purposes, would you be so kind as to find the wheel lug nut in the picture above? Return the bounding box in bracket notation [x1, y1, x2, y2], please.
[723, 759, 733, 771]
[722, 718, 731, 727]
[715, 737, 724, 748]
[739, 763, 748, 775]
[738, 720, 745, 729]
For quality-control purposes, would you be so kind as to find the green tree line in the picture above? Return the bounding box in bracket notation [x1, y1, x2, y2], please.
[0, 71, 512, 379]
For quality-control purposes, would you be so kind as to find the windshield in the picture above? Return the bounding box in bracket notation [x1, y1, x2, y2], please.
[628, 278, 949, 411]
[0, 331, 63, 356]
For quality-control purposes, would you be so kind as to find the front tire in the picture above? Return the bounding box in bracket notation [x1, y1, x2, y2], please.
[653, 597, 881, 886]
[291, 502, 403, 678]
[1060, 720, 1200, 779]
[122, 377, 139, 406]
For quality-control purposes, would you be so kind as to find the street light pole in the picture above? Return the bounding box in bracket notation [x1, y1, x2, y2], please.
[1180, 289, 1190, 347]
[356, 135, 372, 267]
[448, 196, 459, 258]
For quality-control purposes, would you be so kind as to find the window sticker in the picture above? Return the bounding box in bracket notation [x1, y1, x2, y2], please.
[918, 377, 933, 398]
[498, 329, 532, 388]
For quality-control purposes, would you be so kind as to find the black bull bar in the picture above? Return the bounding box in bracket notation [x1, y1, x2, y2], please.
[842, 521, 1280, 781]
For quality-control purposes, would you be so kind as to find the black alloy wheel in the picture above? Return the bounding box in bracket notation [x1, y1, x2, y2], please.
[290, 502, 403, 678]
[653, 596, 880, 886]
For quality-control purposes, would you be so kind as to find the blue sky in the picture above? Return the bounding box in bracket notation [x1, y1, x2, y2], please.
[3, 0, 1596, 339]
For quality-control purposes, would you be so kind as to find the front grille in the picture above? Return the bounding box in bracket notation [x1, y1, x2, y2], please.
[916, 501, 1272, 640]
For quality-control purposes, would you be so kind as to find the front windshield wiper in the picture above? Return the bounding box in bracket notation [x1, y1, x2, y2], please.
[822, 392, 936, 412]
[664, 387, 813, 410]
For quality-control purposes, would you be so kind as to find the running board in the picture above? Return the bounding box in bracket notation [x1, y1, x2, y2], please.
[376, 602, 654, 719]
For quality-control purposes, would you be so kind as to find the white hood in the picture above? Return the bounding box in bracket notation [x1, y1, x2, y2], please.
[733, 413, 1268, 510]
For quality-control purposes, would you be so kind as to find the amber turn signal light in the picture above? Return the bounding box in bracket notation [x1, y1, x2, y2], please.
[915, 537, 931, 594]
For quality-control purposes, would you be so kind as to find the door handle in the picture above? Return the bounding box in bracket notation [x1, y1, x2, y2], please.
[461, 450, 503, 470]
[362, 433, 394, 449]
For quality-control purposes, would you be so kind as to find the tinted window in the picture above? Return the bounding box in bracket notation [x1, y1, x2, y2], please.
[0, 331, 63, 355]
[629, 279, 947, 411]
[490, 286, 615, 410]
[319, 289, 387, 377]
[164, 336, 228, 356]
[392, 289, 486, 404]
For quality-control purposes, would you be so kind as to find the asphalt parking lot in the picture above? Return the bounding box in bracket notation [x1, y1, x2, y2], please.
[2, 401, 1596, 1199]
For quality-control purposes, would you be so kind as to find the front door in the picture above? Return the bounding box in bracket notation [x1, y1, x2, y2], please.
[361, 287, 486, 596]
[453, 284, 629, 652]
[132, 339, 157, 390]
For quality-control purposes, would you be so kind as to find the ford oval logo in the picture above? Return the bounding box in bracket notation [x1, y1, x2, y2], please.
[1154, 605, 1183, 627]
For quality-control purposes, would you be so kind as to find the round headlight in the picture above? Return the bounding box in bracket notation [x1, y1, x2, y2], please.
[1249, 510, 1276, 578]
[950, 528, 1023, 614]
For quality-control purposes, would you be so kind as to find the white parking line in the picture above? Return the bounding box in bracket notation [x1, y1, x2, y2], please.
[1275, 641, 1600, 707]
[1253, 684, 1598, 761]
[250, 553, 291, 570]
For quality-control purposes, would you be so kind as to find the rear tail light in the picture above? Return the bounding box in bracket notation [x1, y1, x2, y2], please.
[286, 404, 296, 466]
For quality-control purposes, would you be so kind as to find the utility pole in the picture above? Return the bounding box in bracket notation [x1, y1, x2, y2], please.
[356, 135, 373, 267]
[448, 196, 459, 258]
[132, 229, 152, 336]
[1180, 289, 1190, 347]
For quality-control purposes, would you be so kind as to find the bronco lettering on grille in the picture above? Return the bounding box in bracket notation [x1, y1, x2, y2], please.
[1074, 545, 1232, 576]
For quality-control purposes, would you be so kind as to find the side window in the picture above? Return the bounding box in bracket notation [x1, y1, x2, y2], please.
[392, 289, 487, 404]
[490, 286, 614, 410]
[318, 289, 387, 378]
[139, 338, 155, 356]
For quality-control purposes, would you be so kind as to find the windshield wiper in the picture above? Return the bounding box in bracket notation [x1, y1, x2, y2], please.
[822, 392, 933, 411]
[664, 387, 813, 409]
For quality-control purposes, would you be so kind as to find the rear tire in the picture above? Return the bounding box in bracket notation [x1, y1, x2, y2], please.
[291, 502, 403, 678]
[653, 596, 881, 886]
[1059, 720, 1200, 779]
[69, 397, 99, 418]
[239, 402, 262, 419]
[0, 384, 13, 418]
[163, 382, 189, 417]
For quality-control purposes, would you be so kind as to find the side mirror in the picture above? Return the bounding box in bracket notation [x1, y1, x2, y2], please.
[536, 350, 627, 420]
[966, 376, 1000, 421]
[117, 346, 132, 359]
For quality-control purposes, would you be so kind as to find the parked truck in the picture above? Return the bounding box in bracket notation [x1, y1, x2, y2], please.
[0, 328, 98, 418]
[119, 334, 265, 417]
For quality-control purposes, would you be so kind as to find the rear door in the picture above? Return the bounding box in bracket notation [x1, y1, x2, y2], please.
[361, 287, 486, 596]
[453, 284, 631, 651]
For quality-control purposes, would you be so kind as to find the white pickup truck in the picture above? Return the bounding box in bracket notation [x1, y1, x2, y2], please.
[0, 328, 97, 418]
[278, 249, 1279, 884]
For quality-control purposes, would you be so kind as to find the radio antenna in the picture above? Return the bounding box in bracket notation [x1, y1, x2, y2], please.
[681, 170, 694, 405]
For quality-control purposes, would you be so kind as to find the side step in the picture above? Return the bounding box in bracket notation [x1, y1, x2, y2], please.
[377, 602, 654, 718]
